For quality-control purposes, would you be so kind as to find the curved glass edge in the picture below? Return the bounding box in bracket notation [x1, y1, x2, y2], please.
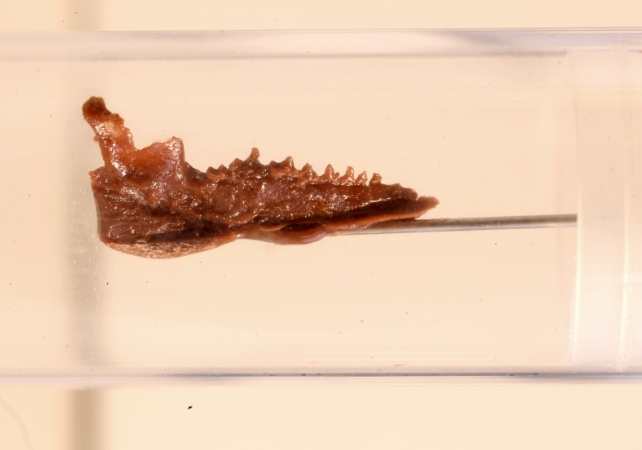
[0, 29, 642, 61]
[1, 373, 641, 387]
[570, 46, 642, 370]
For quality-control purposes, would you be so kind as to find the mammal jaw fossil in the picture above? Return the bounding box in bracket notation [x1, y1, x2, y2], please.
[83, 97, 438, 258]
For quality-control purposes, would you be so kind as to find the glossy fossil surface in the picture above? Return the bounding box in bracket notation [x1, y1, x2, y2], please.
[83, 97, 438, 258]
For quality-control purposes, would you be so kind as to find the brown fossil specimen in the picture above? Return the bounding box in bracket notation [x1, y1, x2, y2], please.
[83, 97, 438, 258]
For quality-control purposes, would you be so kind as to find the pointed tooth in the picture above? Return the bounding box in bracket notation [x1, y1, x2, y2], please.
[206, 166, 226, 181]
[296, 163, 313, 184]
[338, 166, 354, 184]
[229, 158, 243, 171]
[370, 173, 382, 185]
[356, 171, 367, 185]
[283, 156, 294, 169]
[269, 161, 284, 178]
[247, 147, 260, 161]
[322, 164, 335, 180]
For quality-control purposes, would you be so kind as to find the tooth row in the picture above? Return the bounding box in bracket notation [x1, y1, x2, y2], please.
[205, 148, 383, 186]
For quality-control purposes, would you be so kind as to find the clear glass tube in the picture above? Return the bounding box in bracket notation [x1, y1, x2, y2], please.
[0, 30, 640, 383]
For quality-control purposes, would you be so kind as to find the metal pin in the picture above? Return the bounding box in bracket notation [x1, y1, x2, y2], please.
[337, 214, 577, 236]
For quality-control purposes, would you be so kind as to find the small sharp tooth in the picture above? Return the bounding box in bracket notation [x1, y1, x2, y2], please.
[269, 161, 286, 178]
[356, 171, 367, 185]
[229, 158, 243, 172]
[296, 163, 314, 184]
[247, 147, 260, 161]
[283, 156, 295, 169]
[322, 164, 335, 180]
[206, 166, 226, 180]
[338, 166, 354, 184]
[370, 173, 382, 185]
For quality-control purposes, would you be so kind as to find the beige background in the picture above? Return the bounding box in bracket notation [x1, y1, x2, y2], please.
[1, 1, 642, 449]
[1, 0, 642, 31]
